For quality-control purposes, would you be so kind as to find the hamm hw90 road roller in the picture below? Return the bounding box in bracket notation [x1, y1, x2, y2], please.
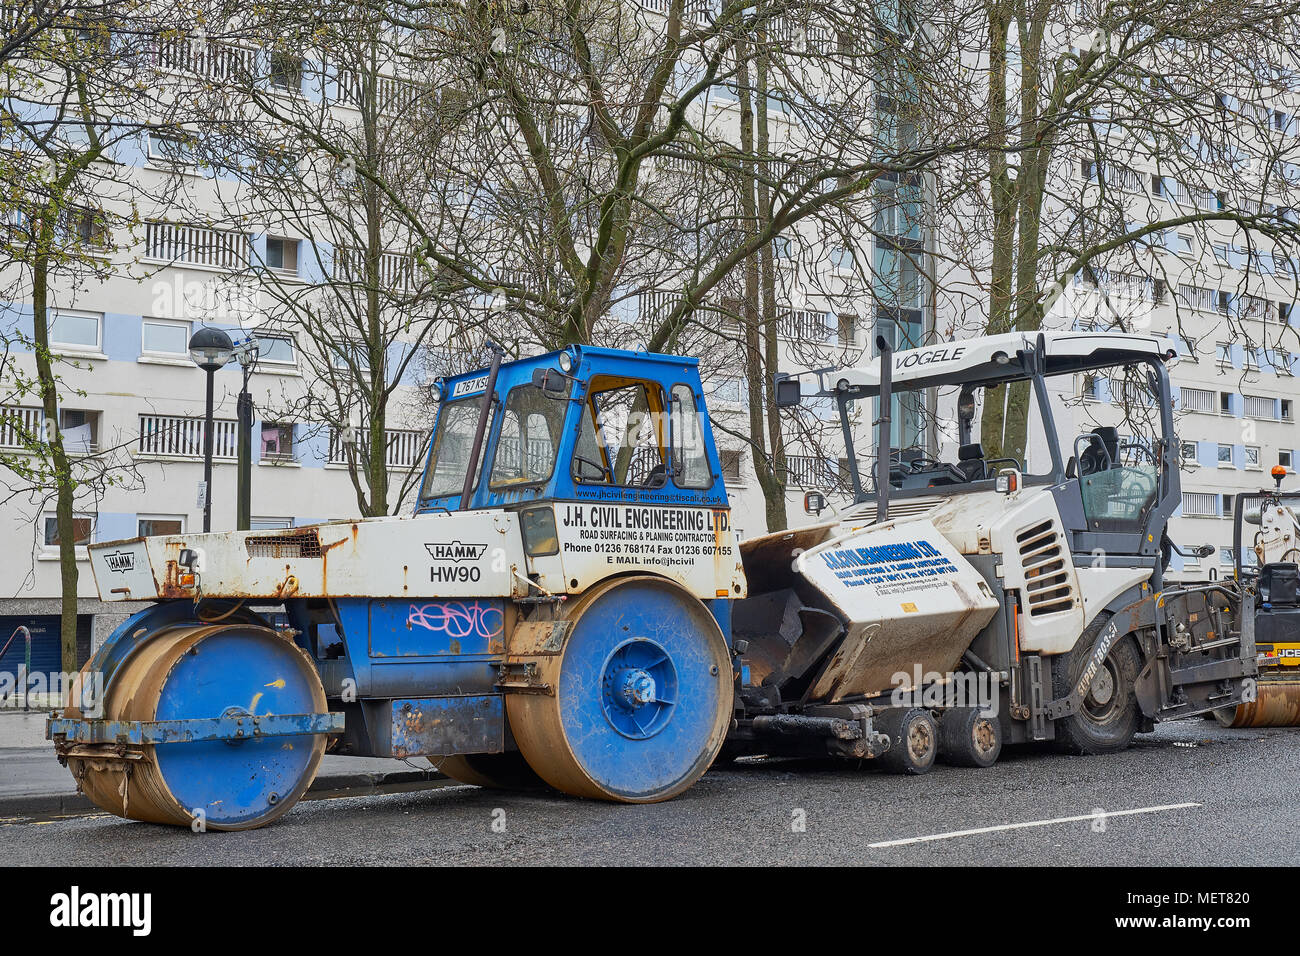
[51, 331, 1270, 829]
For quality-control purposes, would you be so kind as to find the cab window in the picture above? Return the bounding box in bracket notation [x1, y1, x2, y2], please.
[490, 384, 565, 488]
[421, 398, 489, 500]
[670, 384, 712, 489]
[573, 379, 667, 487]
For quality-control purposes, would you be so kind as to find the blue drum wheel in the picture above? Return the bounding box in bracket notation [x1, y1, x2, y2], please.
[507, 576, 733, 802]
[68, 623, 328, 831]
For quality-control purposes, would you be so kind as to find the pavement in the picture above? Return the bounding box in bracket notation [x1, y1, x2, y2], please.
[1, 719, 1297, 866]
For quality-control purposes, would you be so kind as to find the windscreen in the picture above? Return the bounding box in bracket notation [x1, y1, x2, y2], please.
[490, 385, 565, 488]
[421, 398, 489, 500]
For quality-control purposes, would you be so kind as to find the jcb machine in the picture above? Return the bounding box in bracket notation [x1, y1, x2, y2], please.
[52, 332, 1261, 829]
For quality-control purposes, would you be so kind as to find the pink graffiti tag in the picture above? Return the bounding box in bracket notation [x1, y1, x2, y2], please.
[407, 601, 504, 641]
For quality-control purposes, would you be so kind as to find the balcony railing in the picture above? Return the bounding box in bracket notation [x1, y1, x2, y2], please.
[328, 427, 429, 469]
[139, 415, 237, 459]
[784, 454, 841, 489]
[144, 222, 251, 270]
[778, 309, 833, 341]
[332, 247, 419, 291]
[151, 37, 257, 82]
[0, 406, 42, 449]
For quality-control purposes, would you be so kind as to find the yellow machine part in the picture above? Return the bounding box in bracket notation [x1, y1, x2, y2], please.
[1213, 645, 1300, 728]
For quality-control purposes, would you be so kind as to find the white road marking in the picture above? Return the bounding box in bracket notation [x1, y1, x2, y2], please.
[868, 802, 1202, 848]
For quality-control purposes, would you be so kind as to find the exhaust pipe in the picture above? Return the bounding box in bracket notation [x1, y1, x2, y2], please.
[459, 342, 505, 510]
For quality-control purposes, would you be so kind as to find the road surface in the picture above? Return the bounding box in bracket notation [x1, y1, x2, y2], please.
[3, 721, 1296, 866]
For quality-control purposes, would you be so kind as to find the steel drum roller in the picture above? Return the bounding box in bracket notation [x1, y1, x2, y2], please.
[61, 624, 328, 830]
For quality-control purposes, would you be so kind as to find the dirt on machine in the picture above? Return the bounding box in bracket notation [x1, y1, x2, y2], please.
[48, 331, 1277, 829]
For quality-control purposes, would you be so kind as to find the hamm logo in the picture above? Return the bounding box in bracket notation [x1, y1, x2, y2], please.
[104, 551, 135, 573]
[425, 541, 488, 563]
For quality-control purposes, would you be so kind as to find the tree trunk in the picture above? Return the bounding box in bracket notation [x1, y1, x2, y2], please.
[735, 41, 778, 531]
[31, 224, 78, 672]
[756, 36, 787, 534]
[979, 1, 1018, 462]
[362, 68, 389, 517]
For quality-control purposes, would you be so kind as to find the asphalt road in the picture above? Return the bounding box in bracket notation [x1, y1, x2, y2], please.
[3, 721, 1297, 866]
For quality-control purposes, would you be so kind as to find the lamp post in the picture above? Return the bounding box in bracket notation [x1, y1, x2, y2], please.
[232, 337, 259, 531]
[188, 326, 235, 532]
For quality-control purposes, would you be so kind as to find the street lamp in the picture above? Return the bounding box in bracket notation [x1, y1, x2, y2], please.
[188, 326, 235, 533]
[231, 336, 260, 531]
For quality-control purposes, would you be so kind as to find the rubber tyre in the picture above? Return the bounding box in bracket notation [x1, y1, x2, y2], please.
[875, 708, 938, 775]
[1051, 615, 1141, 755]
[431, 751, 548, 790]
[939, 707, 1002, 768]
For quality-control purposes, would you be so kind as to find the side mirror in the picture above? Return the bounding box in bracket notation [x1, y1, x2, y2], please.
[773, 373, 802, 407]
[531, 367, 568, 397]
[803, 491, 826, 515]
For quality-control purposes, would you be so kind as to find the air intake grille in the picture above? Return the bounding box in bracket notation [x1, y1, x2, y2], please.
[1016, 520, 1074, 616]
[844, 496, 942, 524]
[245, 530, 323, 559]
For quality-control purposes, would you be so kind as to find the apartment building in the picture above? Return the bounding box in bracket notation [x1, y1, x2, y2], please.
[0, 18, 884, 677]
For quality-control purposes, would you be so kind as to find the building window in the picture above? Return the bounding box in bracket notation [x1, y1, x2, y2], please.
[1275, 350, 1294, 375]
[265, 237, 299, 274]
[1221, 494, 1235, 518]
[49, 309, 102, 351]
[1220, 547, 1236, 566]
[1081, 373, 1102, 401]
[1245, 445, 1261, 469]
[1179, 440, 1197, 462]
[837, 313, 857, 347]
[250, 517, 293, 530]
[1283, 399, 1294, 421]
[256, 333, 297, 367]
[269, 51, 303, 92]
[65, 207, 109, 247]
[260, 423, 295, 461]
[1216, 342, 1232, 366]
[1182, 492, 1217, 516]
[332, 341, 372, 372]
[142, 317, 190, 356]
[138, 516, 184, 537]
[1217, 443, 1234, 466]
[148, 133, 196, 165]
[719, 448, 743, 484]
[43, 514, 93, 550]
[1244, 347, 1261, 370]
[711, 379, 743, 404]
[60, 409, 99, 454]
[1220, 391, 1233, 415]
[1281, 450, 1293, 470]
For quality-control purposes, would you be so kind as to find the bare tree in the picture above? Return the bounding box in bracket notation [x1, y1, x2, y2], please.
[928, 0, 1300, 463]
[0, 5, 200, 667]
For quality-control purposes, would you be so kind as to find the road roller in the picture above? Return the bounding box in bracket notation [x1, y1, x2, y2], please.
[52, 331, 1261, 829]
[1211, 481, 1300, 728]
